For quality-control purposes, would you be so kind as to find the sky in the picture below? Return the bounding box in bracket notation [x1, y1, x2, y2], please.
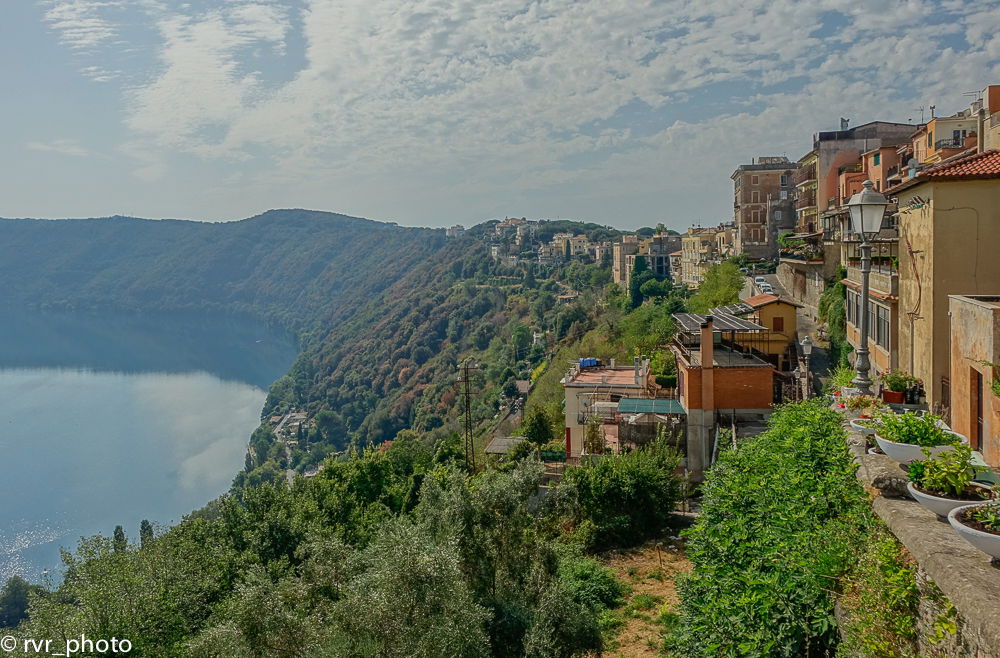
[2, 0, 999, 230]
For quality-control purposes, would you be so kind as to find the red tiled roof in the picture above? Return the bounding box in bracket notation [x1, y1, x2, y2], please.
[887, 149, 1000, 193]
[742, 293, 803, 309]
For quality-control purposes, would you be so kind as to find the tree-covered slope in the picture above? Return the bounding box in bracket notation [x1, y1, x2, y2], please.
[0, 209, 447, 333]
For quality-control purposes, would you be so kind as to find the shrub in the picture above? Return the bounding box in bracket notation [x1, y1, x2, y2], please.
[557, 556, 625, 612]
[669, 400, 870, 656]
[562, 436, 682, 549]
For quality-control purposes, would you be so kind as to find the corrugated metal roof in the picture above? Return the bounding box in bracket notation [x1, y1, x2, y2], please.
[673, 312, 767, 332]
[617, 398, 686, 414]
[710, 302, 753, 316]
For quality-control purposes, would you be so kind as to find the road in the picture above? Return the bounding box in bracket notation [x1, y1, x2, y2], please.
[271, 410, 296, 485]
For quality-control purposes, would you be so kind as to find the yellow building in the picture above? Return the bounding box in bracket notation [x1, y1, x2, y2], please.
[680, 226, 725, 288]
[888, 150, 1000, 411]
[712, 293, 801, 370]
[796, 150, 819, 233]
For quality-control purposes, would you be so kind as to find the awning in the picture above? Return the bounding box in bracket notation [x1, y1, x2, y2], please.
[617, 398, 686, 415]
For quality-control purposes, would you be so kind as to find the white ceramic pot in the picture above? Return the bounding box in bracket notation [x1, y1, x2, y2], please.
[906, 482, 984, 519]
[948, 504, 1000, 561]
[875, 434, 956, 463]
[849, 418, 878, 436]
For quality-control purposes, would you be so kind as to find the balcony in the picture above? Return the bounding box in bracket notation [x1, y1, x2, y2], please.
[846, 263, 898, 296]
[795, 190, 816, 209]
[934, 137, 965, 150]
[795, 164, 816, 186]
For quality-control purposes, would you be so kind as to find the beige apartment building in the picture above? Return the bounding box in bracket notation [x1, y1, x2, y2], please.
[888, 150, 1000, 411]
[680, 227, 720, 288]
[612, 233, 682, 286]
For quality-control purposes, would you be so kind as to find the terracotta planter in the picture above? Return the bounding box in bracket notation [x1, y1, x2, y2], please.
[881, 390, 905, 404]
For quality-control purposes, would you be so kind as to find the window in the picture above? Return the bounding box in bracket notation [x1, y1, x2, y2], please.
[780, 174, 788, 186]
[780, 190, 788, 199]
[751, 190, 760, 202]
[774, 210, 783, 222]
[773, 316, 784, 331]
[751, 175, 759, 185]
[751, 209, 762, 222]
[876, 304, 890, 350]
[873, 153, 881, 166]
[927, 131, 933, 147]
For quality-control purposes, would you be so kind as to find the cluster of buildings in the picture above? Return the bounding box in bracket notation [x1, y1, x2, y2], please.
[611, 232, 682, 285]
[485, 217, 612, 265]
[559, 293, 805, 479]
[760, 84, 1000, 463]
[584, 83, 1000, 470]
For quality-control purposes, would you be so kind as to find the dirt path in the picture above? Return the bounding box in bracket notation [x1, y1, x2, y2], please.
[600, 534, 691, 657]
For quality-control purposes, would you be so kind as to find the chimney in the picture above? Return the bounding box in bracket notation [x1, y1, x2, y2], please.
[700, 316, 714, 370]
[610, 358, 616, 368]
[701, 316, 715, 412]
[634, 356, 641, 384]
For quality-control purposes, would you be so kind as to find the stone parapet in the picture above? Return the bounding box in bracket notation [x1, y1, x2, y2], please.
[846, 422, 1000, 656]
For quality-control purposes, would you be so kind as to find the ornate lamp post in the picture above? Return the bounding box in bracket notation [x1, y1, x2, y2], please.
[800, 335, 813, 398]
[846, 180, 890, 396]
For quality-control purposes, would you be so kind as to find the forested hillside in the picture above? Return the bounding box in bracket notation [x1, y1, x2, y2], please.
[0, 209, 446, 333]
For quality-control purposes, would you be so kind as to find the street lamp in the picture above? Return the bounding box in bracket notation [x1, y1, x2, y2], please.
[800, 335, 813, 398]
[846, 180, 890, 396]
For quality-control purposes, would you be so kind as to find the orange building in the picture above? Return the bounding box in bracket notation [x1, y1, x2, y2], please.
[671, 313, 775, 477]
[948, 295, 1000, 467]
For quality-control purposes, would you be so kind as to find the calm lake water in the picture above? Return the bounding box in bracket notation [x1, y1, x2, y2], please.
[0, 309, 297, 583]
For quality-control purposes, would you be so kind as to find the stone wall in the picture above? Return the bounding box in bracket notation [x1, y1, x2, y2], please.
[845, 426, 1000, 656]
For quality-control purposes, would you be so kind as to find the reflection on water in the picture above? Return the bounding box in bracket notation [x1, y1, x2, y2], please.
[0, 309, 297, 583]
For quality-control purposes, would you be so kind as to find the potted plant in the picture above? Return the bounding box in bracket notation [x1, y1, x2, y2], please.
[948, 501, 1000, 563]
[906, 445, 991, 518]
[873, 411, 962, 463]
[878, 369, 914, 404]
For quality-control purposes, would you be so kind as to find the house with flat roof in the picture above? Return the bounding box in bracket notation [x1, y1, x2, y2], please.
[671, 313, 775, 478]
[560, 357, 654, 462]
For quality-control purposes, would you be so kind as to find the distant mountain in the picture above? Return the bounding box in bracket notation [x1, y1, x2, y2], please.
[0, 209, 447, 334]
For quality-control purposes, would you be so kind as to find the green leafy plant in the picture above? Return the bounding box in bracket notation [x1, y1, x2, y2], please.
[828, 365, 856, 393]
[968, 502, 1000, 532]
[906, 444, 983, 498]
[877, 370, 916, 393]
[874, 412, 957, 447]
[668, 400, 870, 655]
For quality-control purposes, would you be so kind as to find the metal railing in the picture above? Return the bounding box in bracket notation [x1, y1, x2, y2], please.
[934, 137, 965, 150]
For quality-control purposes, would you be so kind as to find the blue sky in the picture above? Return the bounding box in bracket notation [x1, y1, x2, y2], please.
[2, 0, 999, 230]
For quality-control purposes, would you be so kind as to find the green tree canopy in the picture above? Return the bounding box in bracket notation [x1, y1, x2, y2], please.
[686, 262, 744, 313]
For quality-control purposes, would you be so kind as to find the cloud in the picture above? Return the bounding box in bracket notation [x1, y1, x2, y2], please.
[36, 0, 1000, 226]
[25, 139, 90, 157]
[41, 0, 123, 50]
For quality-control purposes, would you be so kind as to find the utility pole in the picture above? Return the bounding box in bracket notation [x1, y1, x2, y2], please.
[458, 360, 479, 471]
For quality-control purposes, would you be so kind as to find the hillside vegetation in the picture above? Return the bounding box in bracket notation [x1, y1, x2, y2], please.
[0, 209, 446, 334]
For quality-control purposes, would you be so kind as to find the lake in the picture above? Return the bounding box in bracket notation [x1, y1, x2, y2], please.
[0, 309, 297, 583]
